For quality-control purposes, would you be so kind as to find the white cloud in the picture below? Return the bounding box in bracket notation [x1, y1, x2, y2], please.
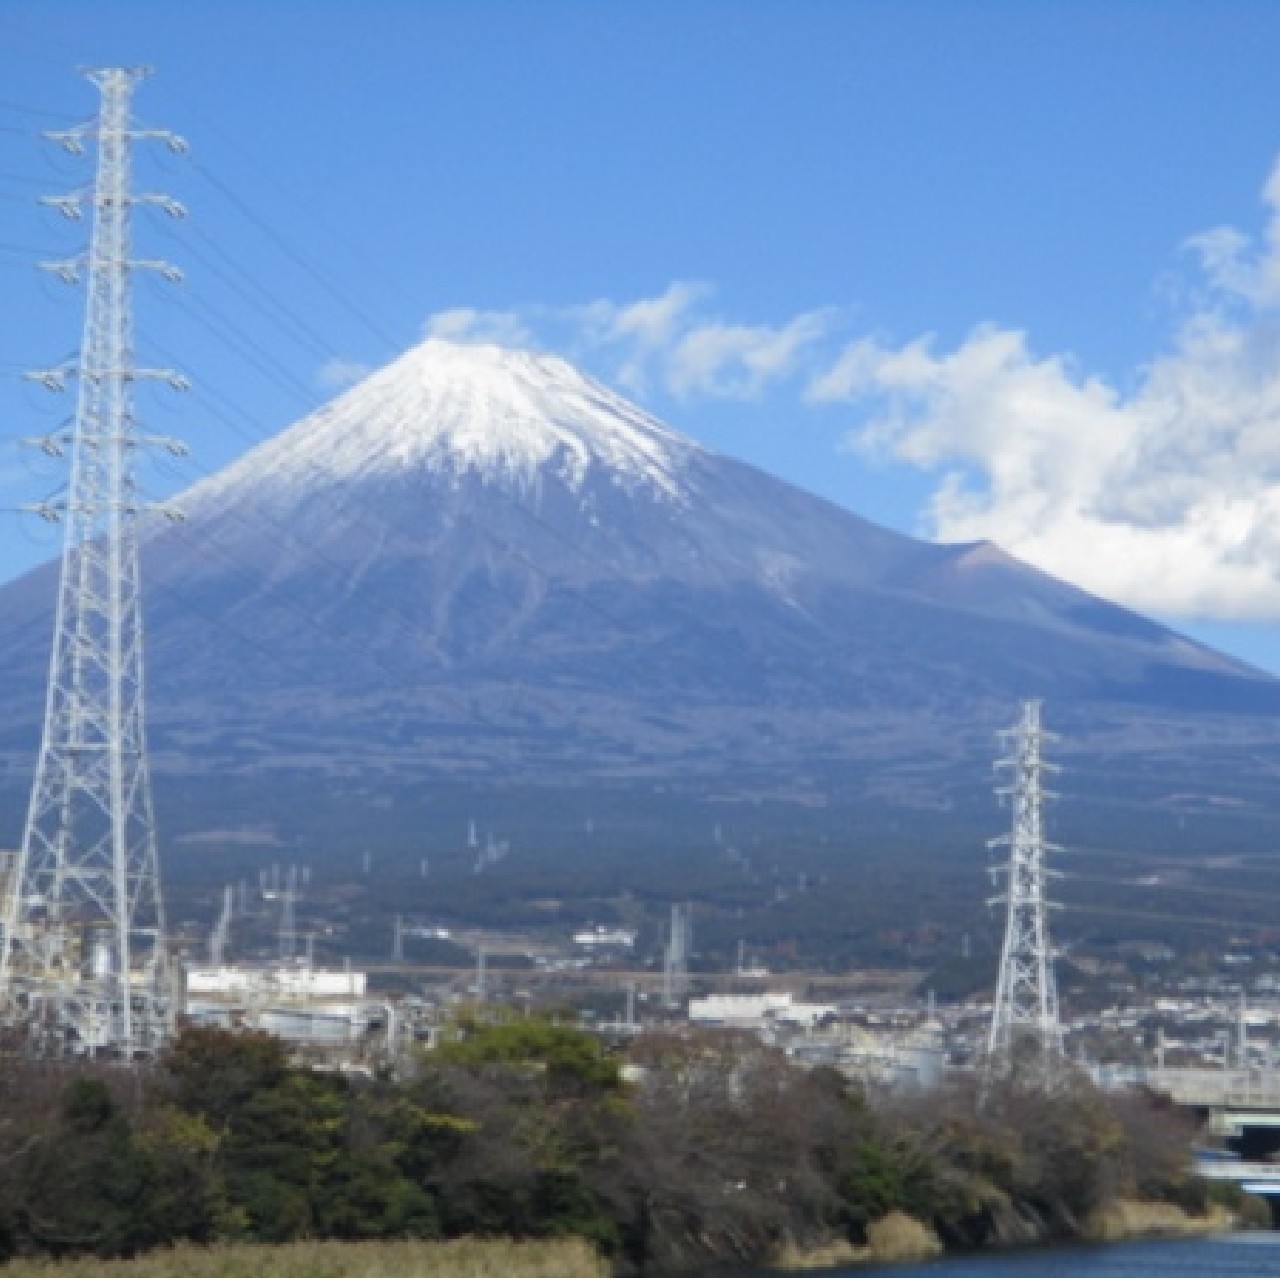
[667, 310, 836, 399]
[606, 281, 711, 348]
[810, 159, 1280, 621]
[423, 306, 534, 348]
[317, 357, 373, 390]
[422, 283, 834, 401]
[553, 281, 713, 391]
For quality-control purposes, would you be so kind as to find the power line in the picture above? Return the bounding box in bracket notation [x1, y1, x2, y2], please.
[147, 533, 483, 733]
[122, 402, 568, 730]
[141, 344, 674, 688]
[0, 170, 53, 187]
[1053, 848, 1179, 863]
[0, 240, 66, 256]
[0, 99, 77, 123]
[154, 510, 432, 687]
[157, 264, 751, 634]
[186, 156, 405, 355]
[1061, 870, 1280, 911]
[1059, 903, 1278, 934]
[134, 150, 763, 643]
[153, 78, 422, 346]
[154, 219, 336, 364]
[17, 117, 978, 740]
[146, 572, 348, 697]
[180, 291, 323, 406]
[1056, 844, 1280, 863]
[148, 447, 569, 728]
[154, 516, 566, 733]
[0, 19, 83, 69]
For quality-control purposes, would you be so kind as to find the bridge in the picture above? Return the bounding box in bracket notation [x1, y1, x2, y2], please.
[1124, 1067, 1280, 1204]
[1142, 1068, 1280, 1112]
[1194, 1155, 1280, 1195]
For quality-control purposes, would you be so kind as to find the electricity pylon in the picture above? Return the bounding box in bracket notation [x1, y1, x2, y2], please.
[0, 68, 186, 1058]
[986, 699, 1065, 1085]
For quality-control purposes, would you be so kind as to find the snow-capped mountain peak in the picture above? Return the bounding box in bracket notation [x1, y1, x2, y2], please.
[188, 340, 702, 513]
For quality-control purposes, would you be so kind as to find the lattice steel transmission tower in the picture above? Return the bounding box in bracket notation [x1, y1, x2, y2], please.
[986, 699, 1065, 1083]
[0, 68, 186, 1057]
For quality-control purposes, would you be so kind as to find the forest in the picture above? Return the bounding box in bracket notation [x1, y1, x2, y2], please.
[0, 1015, 1247, 1275]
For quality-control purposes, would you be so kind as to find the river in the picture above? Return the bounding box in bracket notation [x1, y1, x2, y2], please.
[840, 1231, 1280, 1276]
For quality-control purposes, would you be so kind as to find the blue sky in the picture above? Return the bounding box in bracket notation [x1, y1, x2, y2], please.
[4, 2, 1280, 667]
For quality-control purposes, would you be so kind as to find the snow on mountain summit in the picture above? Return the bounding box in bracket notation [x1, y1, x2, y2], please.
[186, 340, 702, 514]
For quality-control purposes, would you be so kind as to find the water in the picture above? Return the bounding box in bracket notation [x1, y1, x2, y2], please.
[842, 1232, 1280, 1277]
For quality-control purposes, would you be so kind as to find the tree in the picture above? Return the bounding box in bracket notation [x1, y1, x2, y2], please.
[161, 1024, 290, 1127]
[431, 1013, 623, 1097]
[0, 1074, 215, 1259]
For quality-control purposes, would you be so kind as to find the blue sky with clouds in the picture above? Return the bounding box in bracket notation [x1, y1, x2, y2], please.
[4, 1, 1280, 667]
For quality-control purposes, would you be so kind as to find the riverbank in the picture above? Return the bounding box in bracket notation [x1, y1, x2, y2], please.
[833, 1232, 1280, 1277]
[773, 1198, 1245, 1275]
[0, 1022, 1231, 1277]
[0, 1201, 1248, 1277]
[1084, 1198, 1237, 1242]
[0, 1236, 609, 1278]
[774, 1212, 945, 1271]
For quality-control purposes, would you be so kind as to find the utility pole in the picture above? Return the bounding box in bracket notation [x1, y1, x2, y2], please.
[662, 903, 692, 1008]
[1236, 991, 1249, 1070]
[0, 68, 186, 1058]
[986, 700, 1064, 1085]
[209, 885, 234, 968]
[278, 865, 297, 963]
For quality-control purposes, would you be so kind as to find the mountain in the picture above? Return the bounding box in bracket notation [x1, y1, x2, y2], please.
[0, 339, 1278, 847]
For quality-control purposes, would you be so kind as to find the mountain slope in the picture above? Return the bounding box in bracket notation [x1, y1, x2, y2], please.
[0, 339, 1274, 806]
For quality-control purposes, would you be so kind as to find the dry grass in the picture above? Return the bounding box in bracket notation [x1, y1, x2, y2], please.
[0, 1236, 609, 1278]
[771, 1237, 866, 1271]
[772, 1211, 942, 1271]
[865, 1211, 944, 1262]
[1084, 1198, 1233, 1243]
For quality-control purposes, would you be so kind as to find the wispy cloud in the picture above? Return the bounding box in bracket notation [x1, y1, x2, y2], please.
[667, 310, 836, 399]
[317, 357, 374, 390]
[809, 156, 1280, 621]
[421, 282, 836, 401]
[424, 306, 535, 348]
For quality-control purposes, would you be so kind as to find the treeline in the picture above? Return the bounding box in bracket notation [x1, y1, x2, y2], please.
[0, 1017, 1236, 1274]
